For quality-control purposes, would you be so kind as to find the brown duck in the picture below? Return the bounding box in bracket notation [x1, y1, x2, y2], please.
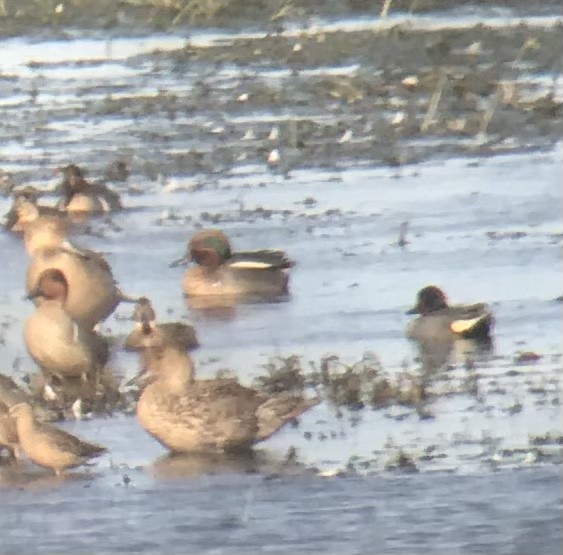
[124, 297, 199, 352]
[134, 345, 318, 454]
[9, 402, 106, 476]
[23, 210, 130, 329]
[24, 269, 109, 383]
[56, 163, 122, 213]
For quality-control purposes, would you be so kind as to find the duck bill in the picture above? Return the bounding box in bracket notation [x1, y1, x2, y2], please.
[169, 254, 189, 268]
[125, 367, 157, 389]
[405, 305, 420, 315]
[4, 207, 19, 230]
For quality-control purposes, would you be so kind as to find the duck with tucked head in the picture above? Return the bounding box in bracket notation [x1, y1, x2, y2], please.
[24, 269, 109, 385]
[56, 164, 122, 214]
[23, 209, 132, 329]
[172, 229, 294, 300]
[9, 402, 106, 476]
[124, 297, 199, 352]
[406, 285, 493, 343]
[133, 345, 318, 454]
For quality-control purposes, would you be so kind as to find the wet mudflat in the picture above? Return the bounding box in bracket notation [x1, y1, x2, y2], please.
[0, 2, 562, 553]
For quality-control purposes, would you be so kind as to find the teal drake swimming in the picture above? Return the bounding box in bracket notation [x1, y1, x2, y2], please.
[56, 164, 122, 213]
[24, 269, 109, 384]
[23, 210, 130, 329]
[124, 297, 199, 352]
[9, 402, 106, 476]
[134, 345, 318, 454]
[406, 285, 493, 343]
[172, 229, 294, 299]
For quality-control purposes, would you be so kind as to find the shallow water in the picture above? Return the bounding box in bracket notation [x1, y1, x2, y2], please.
[1, 466, 561, 554]
[0, 7, 562, 554]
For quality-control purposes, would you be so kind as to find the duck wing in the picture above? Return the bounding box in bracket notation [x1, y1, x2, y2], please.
[228, 250, 294, 271]
[36, 421, 107, 458]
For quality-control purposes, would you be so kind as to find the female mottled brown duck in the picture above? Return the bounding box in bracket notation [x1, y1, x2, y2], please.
[9, 402, 106, 476]
[133, 345, 318, 454]
[124, 297, 198, 352]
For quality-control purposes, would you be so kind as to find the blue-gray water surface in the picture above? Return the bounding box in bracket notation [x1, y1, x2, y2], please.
[1, 466, 561, 554]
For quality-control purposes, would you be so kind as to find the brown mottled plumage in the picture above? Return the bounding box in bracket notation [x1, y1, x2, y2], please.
[4, 194, 63, 233]
[23, 211, 128, 329]
[9, 403, 106, 476]
[56, 164, 122, 213]
[124, 297, 198, 352]
[135, 346, 318, 454]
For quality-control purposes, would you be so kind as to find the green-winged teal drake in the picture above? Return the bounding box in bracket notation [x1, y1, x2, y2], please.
[134, 345, 318, 454]
[9, 402, 106, 476]
[24, 269, 109, 383]
[23, 210, 130, 329]
[124, 297, 199, 352]
[406, 285, 493, 343]
[172, 229, 294, 299]
[56, 164, 122, 213]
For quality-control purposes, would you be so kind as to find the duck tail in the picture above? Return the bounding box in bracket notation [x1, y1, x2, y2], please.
[256, 395, 319, 442]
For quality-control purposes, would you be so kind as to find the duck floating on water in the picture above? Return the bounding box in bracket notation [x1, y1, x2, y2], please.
[172, 229, 294, 300]
[406, 285, 493, 343]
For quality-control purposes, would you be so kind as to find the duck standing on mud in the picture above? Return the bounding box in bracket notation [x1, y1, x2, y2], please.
[9, 402, 106, 476]
[22, 207, 133, 329]
[4, 192, 63, 233]
[172, 229, 294, 300]
[132, 344, 318, 454]
[56, 164, 122, 214]
[24, 269, 109, 387]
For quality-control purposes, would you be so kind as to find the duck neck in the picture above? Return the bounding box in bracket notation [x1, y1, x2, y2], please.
[14, 410, 35, 435]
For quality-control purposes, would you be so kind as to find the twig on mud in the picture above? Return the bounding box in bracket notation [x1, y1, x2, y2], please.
[421, 71, 447, 132]
[380, 0, 393, 18]
[478, 37, 540, 136]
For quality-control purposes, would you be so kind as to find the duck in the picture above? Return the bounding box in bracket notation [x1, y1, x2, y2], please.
[124, 297, 199, 352]
[56, 164, 122, 213]
[9, 402, 106, 476]
[23, 210, 131, 329]
[4, 191, 65, 233]
[0, 373, 57, 463]
[24, 269, 109, 385]
[406, 285, 493, 343]
[0, 401, 19, 462]
[172, 229, 294, 299]
[133, 345, 318, 454]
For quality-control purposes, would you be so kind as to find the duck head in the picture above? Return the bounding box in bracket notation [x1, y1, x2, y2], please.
[133, 296, 157, 334]
[27, 269, 70, 304]
[407, 285, 449, 315]
[170, 229, 232, 269]
[189, 229, 232, 268]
